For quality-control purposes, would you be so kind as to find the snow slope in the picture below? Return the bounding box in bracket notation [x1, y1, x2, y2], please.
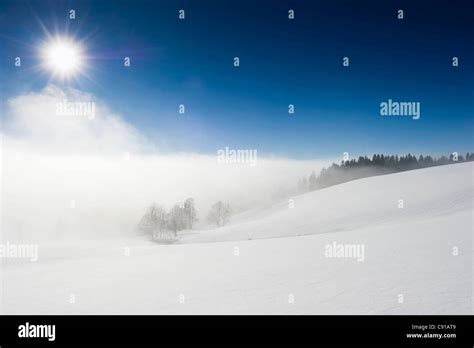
[179, 163, 473, 244]
[1, 162, 472, 314]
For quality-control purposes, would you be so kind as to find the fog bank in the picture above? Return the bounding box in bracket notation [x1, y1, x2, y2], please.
[1, 86, 331, 241]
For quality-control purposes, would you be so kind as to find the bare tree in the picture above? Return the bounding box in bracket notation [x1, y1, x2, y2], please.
[167, 204, 185, 237]
[183, 197, 198, 229]
[207, 201, 232, 227]
[138, 203, 167, 241]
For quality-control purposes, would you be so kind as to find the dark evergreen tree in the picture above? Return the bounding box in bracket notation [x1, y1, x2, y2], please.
[299, 152, 472, 194]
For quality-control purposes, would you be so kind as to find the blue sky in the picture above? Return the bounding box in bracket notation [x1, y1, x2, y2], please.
[1, 0, 472, 158]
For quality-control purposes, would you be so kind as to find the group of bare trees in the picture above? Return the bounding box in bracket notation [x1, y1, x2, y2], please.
[207, 201, 232, 227]
[138, 198, 197, 241]
[138, 198, 232, 242]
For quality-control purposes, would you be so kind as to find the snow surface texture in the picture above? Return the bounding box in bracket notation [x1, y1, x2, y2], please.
[1, 162, 472, 314]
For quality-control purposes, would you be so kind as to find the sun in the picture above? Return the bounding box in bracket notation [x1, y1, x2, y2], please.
[40, 37, 85, 80]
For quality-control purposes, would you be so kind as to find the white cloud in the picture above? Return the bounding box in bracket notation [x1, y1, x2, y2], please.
[3, 84, 147, 154]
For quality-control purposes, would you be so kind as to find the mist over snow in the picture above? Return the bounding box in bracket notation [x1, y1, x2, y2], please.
[1, 85, 332, 242]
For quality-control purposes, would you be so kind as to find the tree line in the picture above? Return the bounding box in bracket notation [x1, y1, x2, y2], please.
[138, 198, 232, 241]
[298, 152, 474, 192]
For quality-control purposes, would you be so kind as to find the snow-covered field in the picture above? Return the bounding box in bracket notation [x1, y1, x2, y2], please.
[1, 162, 472, 314]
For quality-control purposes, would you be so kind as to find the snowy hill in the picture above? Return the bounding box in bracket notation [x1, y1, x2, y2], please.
[1, 162, 472, 314]
[179, 162, 473, 244]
